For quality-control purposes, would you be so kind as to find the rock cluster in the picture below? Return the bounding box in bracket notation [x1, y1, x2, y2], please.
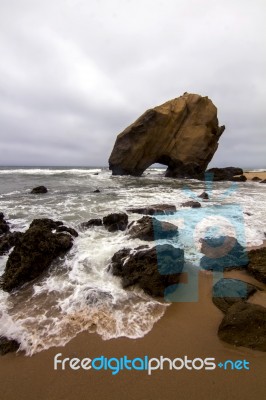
[203, 167, 247, 182]
[1, 203, 266, 355]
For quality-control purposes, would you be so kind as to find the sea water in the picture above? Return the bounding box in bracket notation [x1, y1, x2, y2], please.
[0, 167, 265, 355]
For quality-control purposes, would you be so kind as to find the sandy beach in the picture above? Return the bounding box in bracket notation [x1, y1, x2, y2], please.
[1, 267, 265, 400]
[244, 172, 266, 180]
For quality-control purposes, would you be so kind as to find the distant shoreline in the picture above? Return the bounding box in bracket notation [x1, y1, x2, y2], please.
[244, 171, 266, 180]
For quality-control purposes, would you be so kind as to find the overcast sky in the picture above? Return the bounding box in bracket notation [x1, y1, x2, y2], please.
[0, 0, 265, 168]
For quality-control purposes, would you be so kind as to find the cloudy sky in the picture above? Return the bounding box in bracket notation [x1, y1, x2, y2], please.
[0, 0, 265, 168]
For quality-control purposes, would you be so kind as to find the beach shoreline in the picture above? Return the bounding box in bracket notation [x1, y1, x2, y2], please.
[1, 261, 265, 400]
[244, 171, 266, 180]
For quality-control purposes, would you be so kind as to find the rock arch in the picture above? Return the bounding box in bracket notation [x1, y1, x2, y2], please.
[108, 93, 225, 179]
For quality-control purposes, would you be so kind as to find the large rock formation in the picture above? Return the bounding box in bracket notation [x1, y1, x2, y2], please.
[103, 213, 128, 232]
[212, 278, 258, 313]
[0, 337, 20, 356]
[109, 244, 184, 297]
[246, 247, 266, 284]
[0, 219, 75, 292]
[218, 302, 266, 351]
[109, 93, 225, 178]
[127, 216, 178, 241]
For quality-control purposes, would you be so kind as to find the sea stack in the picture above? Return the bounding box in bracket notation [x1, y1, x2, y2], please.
[109, 93, 225, 178]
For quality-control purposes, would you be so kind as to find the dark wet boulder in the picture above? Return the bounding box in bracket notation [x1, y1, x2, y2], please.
[251, 177, 262, 182]
[246, 247, 266, 284]
[260, 179, 266, 184]
[218, 302, 266, 351]
[200, 236, 248, 272]
[198, 192, 209, 200]
[80, 219, 103, 229]
[0, 213, 10, 235]
[212, 278, 258, 313]
[109, 244, 184, 297]
[203, 167, 245, 181]
[231, 175, 247, 182]
[0, 232, 23, 256]
[56, 226, 79, 237]
[181, 201, 201, 208]
[127, 204, 176, 215]
[103, 213, 128, 232]
[0, 337, 20, 356]
[127, 216, 178, 241]
[30, 186, 48, 194]
[93, 189, 101, 193]
[86, 289, 113, 305]
[0, 219, 74, 292]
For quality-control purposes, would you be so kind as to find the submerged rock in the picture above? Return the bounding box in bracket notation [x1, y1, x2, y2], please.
[127, 204, 176, 215]
[127, 216, 178, 241]
[260, 179, 266, 184]
[109, 93, 225, 178]
[212, 278, 258, 313]
[0, 337, 20, 356]
[0, 219, 74, 292]
[231, 175, 247, 182]
[247, 247, 266, 284]
[103, 213, 128, 232]
[56, 226, 79, 237]
[218, 302, 266, 351]
[80, 219, 103, 229]
[109, 244, 184, 297]
[203, 167, 246, 181]
[181, 201, 201, 208]
[30, 186, 48, 194]
[198, 192, 209, 200]
[252, 176, 262, 182]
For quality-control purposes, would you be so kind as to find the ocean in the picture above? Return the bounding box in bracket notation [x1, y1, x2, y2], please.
[0, 166, 265, 355]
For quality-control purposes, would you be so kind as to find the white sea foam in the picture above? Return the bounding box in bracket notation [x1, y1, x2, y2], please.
[0, 232, 167, 355]
[0, 168, 102, 175]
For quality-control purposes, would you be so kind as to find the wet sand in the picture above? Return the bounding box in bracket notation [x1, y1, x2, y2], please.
[1, 269, 265, 400]
[244, 172, 266, 180]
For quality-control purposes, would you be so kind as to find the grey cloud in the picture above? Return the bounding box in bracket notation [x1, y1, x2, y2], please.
[0, 0, 265, 167]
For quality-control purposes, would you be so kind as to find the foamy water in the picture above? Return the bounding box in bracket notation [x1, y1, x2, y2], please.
[0, 167, 265, 355]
